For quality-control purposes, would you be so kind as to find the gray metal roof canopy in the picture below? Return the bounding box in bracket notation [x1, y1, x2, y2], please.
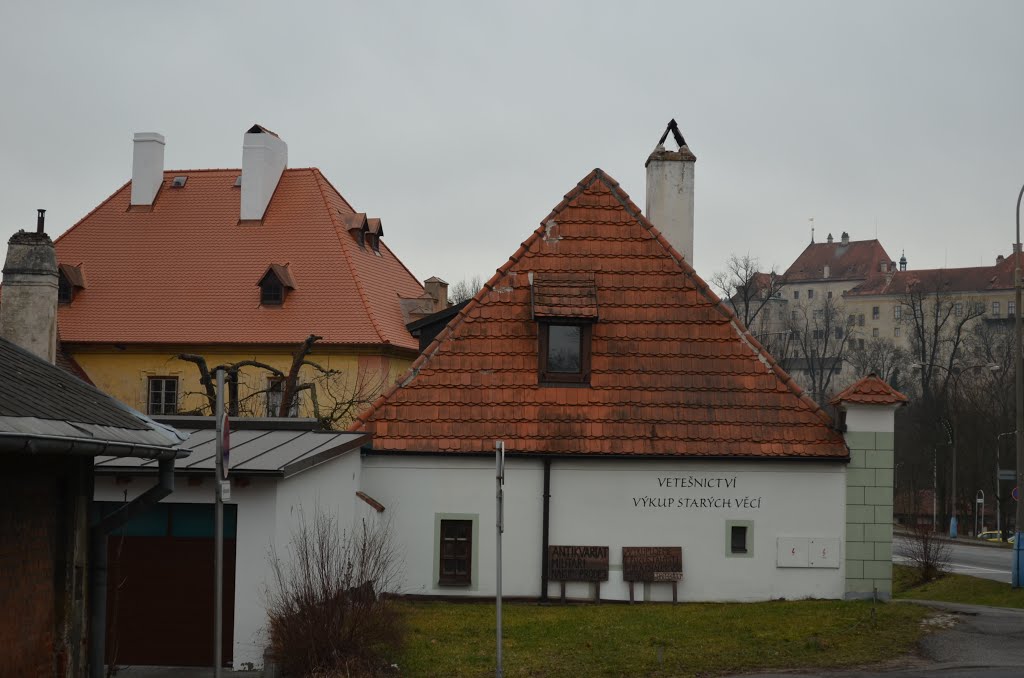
[95, 417, 369, 478]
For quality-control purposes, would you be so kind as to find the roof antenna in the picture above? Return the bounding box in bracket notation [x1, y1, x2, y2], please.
[656, 119, 687, 149]
[809, 217, 815, 244]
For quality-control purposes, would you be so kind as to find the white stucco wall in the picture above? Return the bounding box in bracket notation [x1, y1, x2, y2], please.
[94, 448, 366, 670]
[361, 455, 848, 602]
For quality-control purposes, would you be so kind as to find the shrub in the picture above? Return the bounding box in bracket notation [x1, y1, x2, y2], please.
[896, 522, 950, 585]
[266, 507, 403, 676]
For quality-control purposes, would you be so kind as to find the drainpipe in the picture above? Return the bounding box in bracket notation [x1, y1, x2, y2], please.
[540, 459, 551, 602]
[89, 458, 176, 678]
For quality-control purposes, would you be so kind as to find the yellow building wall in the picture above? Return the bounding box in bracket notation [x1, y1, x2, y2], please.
[69, 345, 415, 427]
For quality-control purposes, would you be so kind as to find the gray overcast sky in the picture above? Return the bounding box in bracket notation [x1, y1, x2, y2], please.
[2, 1, 1023, 288]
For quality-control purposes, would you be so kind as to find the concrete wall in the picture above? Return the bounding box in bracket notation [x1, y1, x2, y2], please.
[361, 455, 847, 602]
[844, 404, 896, 599]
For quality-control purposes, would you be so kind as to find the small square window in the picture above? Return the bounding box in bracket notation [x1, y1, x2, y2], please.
[827, 290, 833, 299]
[726, 521, 754, 558]
[539, 322, 592, 384]
[793, 291, 800, 300]
[954, 302, 963, 317]
[1010, 301, 1016, 317]
[439, 519, 472, 586]
[872, 306, 879, 320]
[894, 305, 902, 320]
[807, 289, 814, 299]
[148, 377, 178, 416]
[266, 377, 299, 416]
[894, 326, 901, 338]
[872, 327, 879, 338]
[992, 301, 1000, 317]
[58, 271, 73, 304]
[857, 314, 865, 327]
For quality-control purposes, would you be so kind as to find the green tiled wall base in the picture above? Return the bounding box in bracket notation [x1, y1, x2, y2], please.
[845, 435, 895, 601]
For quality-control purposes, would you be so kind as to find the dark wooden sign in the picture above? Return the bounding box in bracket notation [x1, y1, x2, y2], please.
[547, 545, 609, 582]
[622, 547, 683, 582]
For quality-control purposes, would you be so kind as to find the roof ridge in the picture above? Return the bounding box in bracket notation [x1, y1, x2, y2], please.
[53, 180, 131, 246]
[353, 168, 839, 434]
[312, 169, 388, 345]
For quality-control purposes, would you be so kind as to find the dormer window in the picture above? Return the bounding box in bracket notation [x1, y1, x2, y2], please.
[532, 273, 597, 386]
[257, 263, 296, 306]
[366, 217, 384, 255]
[539, 322, 592, 384]
[342, 212, 369, 249]
[57, 263, 86, 304]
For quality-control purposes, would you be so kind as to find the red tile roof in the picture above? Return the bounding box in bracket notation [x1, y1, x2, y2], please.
[784, 239, 893, 283]
[830, 374, 908, 407]
[846, 255, 1016, 296]
[353, 170, 848, 459]
[54, 169, 425, 350]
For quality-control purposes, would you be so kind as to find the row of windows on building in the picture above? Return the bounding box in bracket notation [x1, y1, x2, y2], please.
[146, 376, 298, 417]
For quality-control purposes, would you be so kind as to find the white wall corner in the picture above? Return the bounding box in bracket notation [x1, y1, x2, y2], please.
[843, 404, 897, 433]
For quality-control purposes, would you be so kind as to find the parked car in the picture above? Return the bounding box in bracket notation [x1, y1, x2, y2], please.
[977, 531, 1016, 543]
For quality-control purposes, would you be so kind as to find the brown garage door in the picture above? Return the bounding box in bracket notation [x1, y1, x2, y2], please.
[102, 502, 237, 667]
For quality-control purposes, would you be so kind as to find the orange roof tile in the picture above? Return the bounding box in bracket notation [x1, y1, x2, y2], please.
[54, 169, 424, 349]
[784, 239, 893, 283]
[830, 374, 908, 407]
[352, 170, 848, 459]
[846, 255, 1016, 297]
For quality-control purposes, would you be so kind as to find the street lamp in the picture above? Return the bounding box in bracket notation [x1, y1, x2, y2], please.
[913, 361, 1000, 537]
[1014, 181, 1024, 588]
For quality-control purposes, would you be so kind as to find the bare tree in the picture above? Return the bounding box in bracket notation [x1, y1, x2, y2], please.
[847, 337, 911, 388]
[900, 276, 985, 405]
[177, 334, 389, 429]
[448, 275, 483, 305]
[783, 294, 855, 406]
[710, 254, 784, 329]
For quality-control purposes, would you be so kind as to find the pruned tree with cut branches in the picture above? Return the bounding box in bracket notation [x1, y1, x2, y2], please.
[176, 334, 389, 429]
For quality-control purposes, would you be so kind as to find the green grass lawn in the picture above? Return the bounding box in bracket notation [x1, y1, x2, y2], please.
[391, 599, 929, 677]
[894, 564, 1024, 609]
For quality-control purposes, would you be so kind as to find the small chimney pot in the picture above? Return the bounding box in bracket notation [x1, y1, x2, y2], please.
[36, 209, 45, 234]
[130, 132, 166, 206]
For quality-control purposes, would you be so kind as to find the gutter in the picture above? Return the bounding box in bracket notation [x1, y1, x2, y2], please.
[541, 459, 551, 602]
[0, 431, 181, 460]
[89, 457, 176, 677]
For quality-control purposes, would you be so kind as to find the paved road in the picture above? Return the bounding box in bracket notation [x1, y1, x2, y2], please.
[893, 535, 1011, 583]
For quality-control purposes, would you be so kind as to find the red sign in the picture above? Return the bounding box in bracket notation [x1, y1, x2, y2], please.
[1013, 486, 1019, 502]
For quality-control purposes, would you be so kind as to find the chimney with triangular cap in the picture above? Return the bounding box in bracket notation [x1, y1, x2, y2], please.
[645, 119, 696, 264]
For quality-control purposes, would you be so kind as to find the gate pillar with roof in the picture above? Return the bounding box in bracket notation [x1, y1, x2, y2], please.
[831, 375, 908, 600]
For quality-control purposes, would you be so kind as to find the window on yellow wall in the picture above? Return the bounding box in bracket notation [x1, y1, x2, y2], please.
[266, 377, 299, 417]
[148, 377, 178, 416]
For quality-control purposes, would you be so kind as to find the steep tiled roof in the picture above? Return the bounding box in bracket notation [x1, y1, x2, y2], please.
[830, 374, 908, 407]
[846, 255, 1016, 296]
[54, 169, 424, 349]
[353, 170, 848, 459]
[784, 239, 893, 283]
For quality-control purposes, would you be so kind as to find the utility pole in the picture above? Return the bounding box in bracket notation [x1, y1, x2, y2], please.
[1014, 183, 1024, 588]
[214, 369, 225, 675]
[495, 440, 505, 678]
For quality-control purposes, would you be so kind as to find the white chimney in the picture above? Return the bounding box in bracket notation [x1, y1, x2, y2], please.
[130, 132, 165, 206]
[241, 124, 288, 221]
[645, 119, 696, 263]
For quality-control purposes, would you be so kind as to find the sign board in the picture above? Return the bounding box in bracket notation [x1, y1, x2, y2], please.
[1013, 486, 1019, 502]
[777, 537, 809, 567]
[221, 412, 231, 480]
[998, 470, 1016, 481]
[808, 538, 840, 568]
[547, 545, 609, 582]
[219, 480, 230, 501]
[622, 547, 682, 582]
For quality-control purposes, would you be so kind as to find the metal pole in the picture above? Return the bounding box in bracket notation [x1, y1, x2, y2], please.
[933, 448, 938, 532]
[214, 369, 224, 675]
[951, 432, 958, 538]
[1014, 182, 1024, 587]
[495, 440, 504, 678]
